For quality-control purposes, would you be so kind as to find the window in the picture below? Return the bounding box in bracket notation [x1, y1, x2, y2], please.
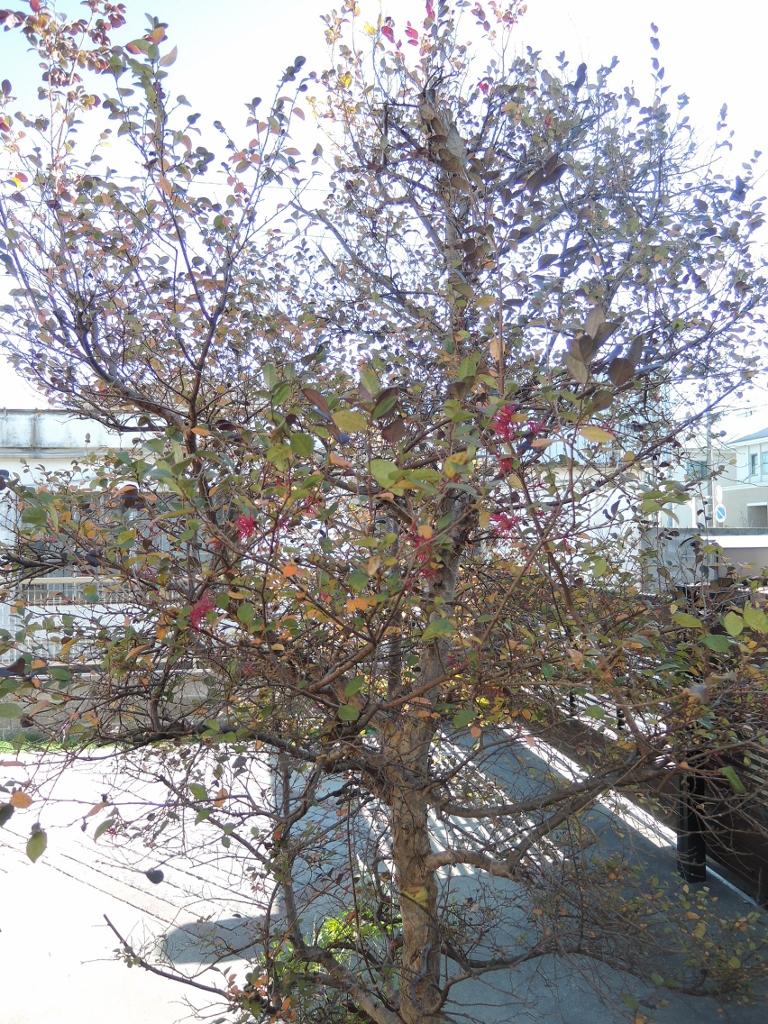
[750, 453, 758, 477]
[747, 504, 768, 528]
[761, 450, 768, 477]
[686, 459, 708, 481]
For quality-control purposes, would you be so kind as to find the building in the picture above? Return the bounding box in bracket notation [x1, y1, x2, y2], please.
[0, 409, 127, 683]
[720, 425, 768, 528]
[648, 414, 768, 585]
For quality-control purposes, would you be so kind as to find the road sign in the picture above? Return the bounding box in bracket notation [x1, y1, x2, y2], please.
[714, 504, 727, 523]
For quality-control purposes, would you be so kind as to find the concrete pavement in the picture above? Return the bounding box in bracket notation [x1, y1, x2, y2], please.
[0, 737, 766, 1024]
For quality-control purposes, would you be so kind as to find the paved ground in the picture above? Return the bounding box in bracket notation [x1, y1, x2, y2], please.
[0, 750, 256, 1024]
[437, 730, 768, 1023]
[1, 738, 765, 1024]
[0, 847, 213, 1024]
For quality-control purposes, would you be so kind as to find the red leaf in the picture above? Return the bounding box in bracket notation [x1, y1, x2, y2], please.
[490, 512, 518, 535]
[236, 513, 256, 541]
[381, 24, 395, 43]
[302, 387, 332, 419]
[381, 416, 406, 443]
[30, 0, 41, 13]
[190, 593, 215, 629]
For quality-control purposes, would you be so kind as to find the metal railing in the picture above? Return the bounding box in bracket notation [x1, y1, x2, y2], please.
[15, 576, 135, 607]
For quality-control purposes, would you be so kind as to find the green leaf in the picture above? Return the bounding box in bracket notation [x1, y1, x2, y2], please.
[347, 569, 369, 593]
[338, 704, 360, 722]
[272, 382, 292, 405]
[592, 556, 608, 578]
[360, 365, 380, 397]
[452, 707, 475, 729]
[369, 459, 400, 488]
[344, 676, 364, 697]
[266, 444, 291, 469]
[188, 783, 208, 801]
[372, 389, 399, 420]
[422, 617, 454, 642]
[332, 409, 368, 433]
[93, 818, 115, 841]
[21, 506, 46, 526]
[237, 602, 256, 627]
[457, 352, 481, 381]
[720, 765, 746, 794]
[672, 612, 704, 629]
[583, 705, 605, 719]
[703, 633, 730, 653]
[290, 432, 314, 458]
[126, 37, 152, 55]
[0, 702, 20, 717]
[743, 604, 768, 633]
[640, 497, 662, 514]
[26, 828, 47, 863]
[722, 611, 744, 637]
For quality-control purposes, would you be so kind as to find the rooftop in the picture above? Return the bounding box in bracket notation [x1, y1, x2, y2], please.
[730, 426, 768, 445]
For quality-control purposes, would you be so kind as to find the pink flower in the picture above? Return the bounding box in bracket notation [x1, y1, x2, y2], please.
[236, 513, 256, 541]
[190, 593, 215, 630]
[426, 1, 435, 19]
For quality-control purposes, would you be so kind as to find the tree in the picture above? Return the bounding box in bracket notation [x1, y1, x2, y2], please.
[1, 2, 767, 1022]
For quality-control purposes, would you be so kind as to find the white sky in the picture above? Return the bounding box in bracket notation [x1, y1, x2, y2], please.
[1, 0, 766, 423]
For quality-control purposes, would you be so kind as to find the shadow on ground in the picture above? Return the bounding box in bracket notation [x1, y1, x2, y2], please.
[164, 915, 265, 964]
[160, 732, 768, 1023]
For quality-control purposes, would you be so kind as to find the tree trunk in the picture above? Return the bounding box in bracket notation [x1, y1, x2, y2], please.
[384, 714, 445, 1024]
